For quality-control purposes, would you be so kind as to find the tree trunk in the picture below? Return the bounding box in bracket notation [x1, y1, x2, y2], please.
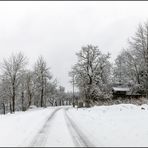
[41, 88, 44, 107]
[44, 78, 47, 108]
[28, 92, 32, 107]
[146, 25, 148, 99]
[21, 91, 25, 111]
[12, 83, 15, 112]
[41, 73, 44, 107]
[10, 98, 12, 114]
[2, 103, 5, 115]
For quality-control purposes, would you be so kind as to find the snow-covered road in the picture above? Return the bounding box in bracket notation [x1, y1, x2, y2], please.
[64, 108, 95, 147]
[0, 104, 148, 147]
[29, 107, 95, 147]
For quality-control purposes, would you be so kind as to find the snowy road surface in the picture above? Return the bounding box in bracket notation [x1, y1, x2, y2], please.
[29, 107, 95, 147]
[0, 104, 148, 147]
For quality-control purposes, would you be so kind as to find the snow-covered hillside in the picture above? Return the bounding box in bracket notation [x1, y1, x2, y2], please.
[0, 104, 148, 147]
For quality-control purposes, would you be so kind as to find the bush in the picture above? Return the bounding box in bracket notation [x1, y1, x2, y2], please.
[72, 102, 75, 107]
[77, 101, 83, 108]
[84, 100, 91, 108]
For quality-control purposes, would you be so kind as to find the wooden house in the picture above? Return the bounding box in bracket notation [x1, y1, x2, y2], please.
[112, 87, 130, 99]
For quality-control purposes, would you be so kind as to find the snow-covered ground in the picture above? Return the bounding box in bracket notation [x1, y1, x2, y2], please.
[67, 104, 148, 147]
[0, 107, 61, 147]
[0, 104, 148, 147]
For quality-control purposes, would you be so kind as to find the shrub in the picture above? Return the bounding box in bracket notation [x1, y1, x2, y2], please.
[77, 101, 83, 108]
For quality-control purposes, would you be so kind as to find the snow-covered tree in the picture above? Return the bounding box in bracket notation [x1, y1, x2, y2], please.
[70, 45, 112, 103]
[34, 56, 52, 107]
[114, 21, 148, 97]
[45, 79, 58, 106]
[128, 22, 148, 97]
[25, 70, 35, 108]
[1, 52, 27, 112]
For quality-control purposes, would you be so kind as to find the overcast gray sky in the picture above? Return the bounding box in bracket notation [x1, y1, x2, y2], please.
[0, 1, 148, 92]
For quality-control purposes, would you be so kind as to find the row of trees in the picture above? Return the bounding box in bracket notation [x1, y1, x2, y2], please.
[70, 21, 148, 104]
[0, 53, 69, 114]
[1, 20, 148, 112]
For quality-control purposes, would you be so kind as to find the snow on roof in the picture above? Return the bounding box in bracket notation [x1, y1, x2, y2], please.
[112, 87, 130, 92]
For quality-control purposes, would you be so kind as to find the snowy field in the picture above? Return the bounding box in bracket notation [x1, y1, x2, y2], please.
[0, 104, 148, 147]
[67, 104, 148, 147]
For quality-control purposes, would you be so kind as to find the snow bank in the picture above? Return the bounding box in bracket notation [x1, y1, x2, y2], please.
[68, 104, 148, 147]
[0, 104, 148, 147]
[0, 107, 58, 147]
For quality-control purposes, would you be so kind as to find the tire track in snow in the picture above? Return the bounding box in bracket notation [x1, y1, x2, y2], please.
[28, 107, 61, 147]
[64, 108, 95, 147]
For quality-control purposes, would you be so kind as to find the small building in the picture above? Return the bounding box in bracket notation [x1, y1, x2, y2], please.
[112, 87, 130, 95]
[112, 87, 130, 99]
[112, 82, 146, 99]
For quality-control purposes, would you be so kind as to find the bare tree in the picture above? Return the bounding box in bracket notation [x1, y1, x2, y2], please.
[34, 56, 52, 107]
[127, 21, 148, 97]
[25, 70, 35, 108]
[113, 21, 148, 98]
[45, 79, 58, 106]
[69, 70, 76, 106]
[0, 75, 13, 113]
[1, 52, 27, 112]
[0, 79, 9, 114]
